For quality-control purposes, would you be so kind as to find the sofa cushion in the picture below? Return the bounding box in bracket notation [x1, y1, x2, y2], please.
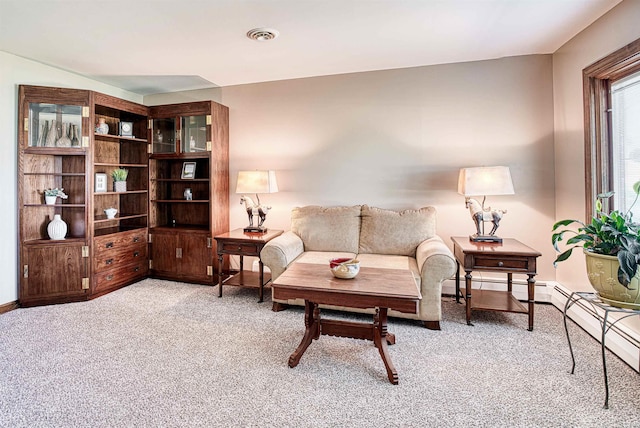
[359, 205, 436, 257]
[291, 205, 361, 253]
[295, 251, 357, 265]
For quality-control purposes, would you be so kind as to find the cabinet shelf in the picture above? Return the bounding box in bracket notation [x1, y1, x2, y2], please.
[24, 147, 86, 155]
[152, 199, 209, 203]
[24, 236, 86, 245]
[94, 162, 148, 168]
[152, 178, 209, 182]
[23, 203, 85, 208]
[94, 190, 148, 196]
[94, 213, 148, 223]
[94, 133, 148, 143]
[24, 172, 85, 177]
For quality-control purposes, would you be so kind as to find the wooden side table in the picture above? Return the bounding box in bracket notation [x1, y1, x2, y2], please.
[215, 229, 283, 302]
[451, 236, 541, 331]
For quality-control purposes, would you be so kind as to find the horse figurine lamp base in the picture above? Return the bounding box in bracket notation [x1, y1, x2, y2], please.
[240, 194, 272, 233]
[465, 197, 507, 243]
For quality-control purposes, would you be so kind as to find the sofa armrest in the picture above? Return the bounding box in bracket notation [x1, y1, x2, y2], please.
[415, 235, 458, 322]
[260, 231, 305, 280]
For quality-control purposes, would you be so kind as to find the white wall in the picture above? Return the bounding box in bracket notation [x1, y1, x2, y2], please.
[151, 55, 557, 280]
[553, 0, 640, 291]
[0, 52, 143, 306]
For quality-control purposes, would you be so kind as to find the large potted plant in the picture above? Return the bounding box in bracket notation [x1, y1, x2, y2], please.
[552, 183, 640, 309]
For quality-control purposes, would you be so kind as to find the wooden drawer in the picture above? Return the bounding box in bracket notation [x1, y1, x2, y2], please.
[94, 229, 147, 256]
[217, 240, 261, 256]
[94, 243, 148, 273]
[471, 256, 533, 273]
[94, 261, 148, 293]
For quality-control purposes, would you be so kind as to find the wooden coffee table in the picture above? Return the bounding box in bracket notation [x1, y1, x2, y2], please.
[272, 262, 421, 384]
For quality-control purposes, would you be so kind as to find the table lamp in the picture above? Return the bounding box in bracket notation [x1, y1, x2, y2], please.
[236, 170, 278, 233]
[458, 166, 514, 243]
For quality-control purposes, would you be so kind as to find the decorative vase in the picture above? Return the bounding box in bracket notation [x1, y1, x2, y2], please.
[45, 195, 57, 205]
[56, 123, 72, 147]
[45, 120, 58, 147]
[71, 124, 80, 147]
[114, 181, 127, 193]
[584, 250, 640, 309]
[96, 118, 109, 135]
[47, 214, 67, 240]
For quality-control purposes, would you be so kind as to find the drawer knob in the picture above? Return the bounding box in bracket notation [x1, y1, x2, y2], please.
[133, 237, 140, 243]
[498, 261, 504, 267]
[133, 251, 140, 257]
[106, 275, 113, 281]
[134, 266, 140, 272]
[238, 246, 242, 251]
[106, 259, 113, 265]
[106, 242, 114, 248]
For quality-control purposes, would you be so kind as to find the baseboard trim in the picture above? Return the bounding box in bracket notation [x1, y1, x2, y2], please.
[0, 300, 19, 314]
[550, 282, 640, 372]
[441, 276, 552, 303]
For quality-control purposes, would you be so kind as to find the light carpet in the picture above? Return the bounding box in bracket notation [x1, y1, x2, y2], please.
[1, 278, 639, 427]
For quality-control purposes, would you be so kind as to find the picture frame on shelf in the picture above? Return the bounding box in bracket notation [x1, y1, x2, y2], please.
[181, 162, 196, 179]
[95, 173, 107, 192]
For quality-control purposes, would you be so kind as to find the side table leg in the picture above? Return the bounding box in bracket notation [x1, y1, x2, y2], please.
[258, 260, 265, 303]
[527, 274, 535, 331]
[288, 300, 320, 368]
[373, 308, 398, 385]
[465, 270, 473, 326]
[217, 253, 224, 298]
[455, 261, 461, 303]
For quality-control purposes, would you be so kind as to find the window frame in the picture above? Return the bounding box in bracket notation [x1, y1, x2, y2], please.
[583, 38, 640, 219]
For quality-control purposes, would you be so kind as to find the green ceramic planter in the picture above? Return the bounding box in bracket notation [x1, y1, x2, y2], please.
[585, 250, 640, 309]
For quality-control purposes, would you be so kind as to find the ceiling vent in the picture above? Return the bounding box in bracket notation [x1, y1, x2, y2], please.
[246, 28, 279, 41]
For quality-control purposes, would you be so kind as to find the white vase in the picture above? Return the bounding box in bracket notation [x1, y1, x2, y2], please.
[47, 214, 67, 240]
[45, 195, 57, 205]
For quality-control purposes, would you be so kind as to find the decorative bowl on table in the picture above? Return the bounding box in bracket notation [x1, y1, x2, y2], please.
[329, 257, 360, 279]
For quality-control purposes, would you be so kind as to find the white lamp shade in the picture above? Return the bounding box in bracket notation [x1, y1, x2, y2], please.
[235, 170, 279, 194]
[458, 166, 514, 196]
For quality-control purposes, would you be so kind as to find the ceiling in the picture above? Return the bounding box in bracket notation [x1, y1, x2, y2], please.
[0, 0, 622, 95]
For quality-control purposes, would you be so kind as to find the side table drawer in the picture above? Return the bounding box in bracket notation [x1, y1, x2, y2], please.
[472, 256, 532, 272]
[217, 241, 261, 256]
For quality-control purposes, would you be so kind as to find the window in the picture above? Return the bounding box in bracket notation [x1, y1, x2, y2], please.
[584, 38, 640, 219]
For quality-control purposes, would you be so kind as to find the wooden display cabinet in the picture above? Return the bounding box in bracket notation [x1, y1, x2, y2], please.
[18, 85, 230, 306]
[18, 85, 91, 306]
[91, 93, 150, 296]
[149, 101, 229, 284]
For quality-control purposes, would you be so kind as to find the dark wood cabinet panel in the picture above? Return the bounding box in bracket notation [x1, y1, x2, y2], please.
[21, 243, 88, 306]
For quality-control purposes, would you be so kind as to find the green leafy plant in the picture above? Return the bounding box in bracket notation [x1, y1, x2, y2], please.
[43, 188, 68, 199]
[111, 168, 128, 182]
[552, 181, 640, 288]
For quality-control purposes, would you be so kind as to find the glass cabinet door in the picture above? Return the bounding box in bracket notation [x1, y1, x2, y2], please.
[29, 103, 83, 148]
[152, 118, 176, 154]
[181, 115, 208, 153]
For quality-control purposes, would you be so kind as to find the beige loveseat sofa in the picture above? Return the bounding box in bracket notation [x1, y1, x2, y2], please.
[260, 205, 457, 329]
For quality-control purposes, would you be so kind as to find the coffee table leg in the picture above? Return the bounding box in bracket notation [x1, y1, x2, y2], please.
[288, 300, 320, 368]
[374, 308, 398, 385]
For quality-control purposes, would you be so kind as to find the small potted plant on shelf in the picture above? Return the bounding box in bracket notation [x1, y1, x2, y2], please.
[552, 182, 640, 309]
[111, 168, 128, 192]
[43, 188, 68, 205]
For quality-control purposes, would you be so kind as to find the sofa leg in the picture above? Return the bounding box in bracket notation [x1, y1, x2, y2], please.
[272, 302, 289, 312]
[423, 320, 441, 330]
